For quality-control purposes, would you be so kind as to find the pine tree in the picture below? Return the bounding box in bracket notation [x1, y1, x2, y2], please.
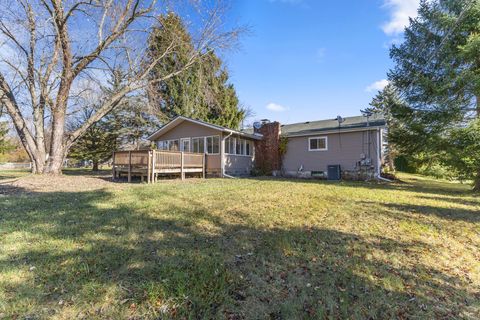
[69, 70, 158, 170]
[147, 13, 245, 129]
[368, 85, 405, 171]
[388, 0, 480, 190]
[116, 96, 159, 150]
[69, 108, 117, 171]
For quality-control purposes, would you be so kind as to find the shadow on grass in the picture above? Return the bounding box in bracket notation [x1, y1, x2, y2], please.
[62, 169, 112, 177]
[357, 199, 480, 224]
[0, 188, 477, 319]
[248, 176, 474, 197]
[415, 195, 480, 207]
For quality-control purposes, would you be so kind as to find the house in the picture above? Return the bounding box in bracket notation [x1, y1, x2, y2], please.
[253, 114, 386, 179]
[147, 116, 262, 177]
[147, 114, 386, 179]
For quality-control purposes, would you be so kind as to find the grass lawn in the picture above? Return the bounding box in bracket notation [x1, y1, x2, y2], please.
[0, 171, 479, 319]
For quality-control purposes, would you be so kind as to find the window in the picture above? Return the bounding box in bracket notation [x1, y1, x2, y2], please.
[245, 140, 251, 156]
[235, 138, 241, 154]
[157, 140, 168, 150]
[206, 136, 220, 154]
[240, 139, 245, 155]
[169, 140, 179, 151]
[225, 137, 231, 154]
[225, 137, 253, 156]
[158, 140, 179, 151]
[192, 137, 205, 153]
[180, 138, 190, 152]
[308, 136, 328, 151]
[230, 138, 236, 154]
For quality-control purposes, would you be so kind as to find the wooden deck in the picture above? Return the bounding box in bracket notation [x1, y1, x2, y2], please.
[112, 150, 205, 183]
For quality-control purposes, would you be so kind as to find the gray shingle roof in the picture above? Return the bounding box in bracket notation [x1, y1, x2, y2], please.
[241, 114, 386, 136]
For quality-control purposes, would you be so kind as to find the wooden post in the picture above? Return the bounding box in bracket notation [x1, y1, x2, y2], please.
[181, 151, 185, 180]
[152, 150, 156, 183]
[202, 153, 206, 179]
[112, 151, 116, 181]
[128, 151, 132, 183]
[147, 151, 152, 184]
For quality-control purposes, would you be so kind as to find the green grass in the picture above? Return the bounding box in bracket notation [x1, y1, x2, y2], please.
[0, 169, 30, 181]
[0, 172, 479, 319]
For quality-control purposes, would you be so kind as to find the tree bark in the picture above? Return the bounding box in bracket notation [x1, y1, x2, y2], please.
[44, 108, 67, 174]
[475, 95, 480, 192]
[474, 170, 480, 192]
[92, 160, 99, 171]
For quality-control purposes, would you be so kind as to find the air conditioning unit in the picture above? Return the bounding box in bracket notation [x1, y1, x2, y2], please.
[327, 165, 341, 181]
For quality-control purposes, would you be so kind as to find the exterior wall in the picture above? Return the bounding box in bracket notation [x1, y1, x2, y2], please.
[153, 120, 222, 174]
[152, 120, 256, 176]
[224, 154, 254, 175]
[282, 129, 381, 177]
[206, 154, 221, 175]
[155, 120, 220, 141]
[223, 132, 255, 176]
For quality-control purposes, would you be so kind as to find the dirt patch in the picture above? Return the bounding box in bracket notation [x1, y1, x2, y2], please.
[0, 171, 125, 195]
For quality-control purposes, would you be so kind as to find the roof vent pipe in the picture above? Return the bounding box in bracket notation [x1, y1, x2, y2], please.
[360, 109, 373, 127]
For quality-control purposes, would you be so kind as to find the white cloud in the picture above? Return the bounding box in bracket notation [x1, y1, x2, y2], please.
[366, 79, 389, 92]
[266, 102, 288, 112]
[381, 0, 420, 35]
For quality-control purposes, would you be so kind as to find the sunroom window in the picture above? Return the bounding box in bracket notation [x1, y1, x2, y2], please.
[192, 137, 205, 153]
[206, 136, 220, 154]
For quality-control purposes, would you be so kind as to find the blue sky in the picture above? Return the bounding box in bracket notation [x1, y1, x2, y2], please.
[225, 0, 419, 125]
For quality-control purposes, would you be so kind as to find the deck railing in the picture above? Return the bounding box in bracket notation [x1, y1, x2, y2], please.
[112, 150, 205, 183]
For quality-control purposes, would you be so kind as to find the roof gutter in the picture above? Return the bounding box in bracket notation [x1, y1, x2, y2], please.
[284, 125, 386, 138]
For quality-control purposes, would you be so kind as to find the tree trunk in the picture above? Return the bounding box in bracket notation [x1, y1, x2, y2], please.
[44, 108, 67, 174]
[474, 170, 480, 192]
[474, 96, 480, 192]
[92, 160, 99, 171]
[32, 154, 46, 174]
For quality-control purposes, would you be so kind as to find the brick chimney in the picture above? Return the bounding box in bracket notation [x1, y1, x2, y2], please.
[254, 121, 281, 175]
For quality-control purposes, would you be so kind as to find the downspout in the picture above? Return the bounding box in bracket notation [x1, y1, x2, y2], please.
[376, 128, 382, 179]
[221, 132, 233, 178]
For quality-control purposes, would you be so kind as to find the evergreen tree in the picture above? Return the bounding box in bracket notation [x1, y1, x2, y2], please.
[388, 0, 480, 190]
[368, 85, 404, 171]
[69, 70, 158, 170]
[116, 96, 159, 150]
[147, 13, 245, 129]
[69, 108, 118, 171]
[446, 119, 480, 182]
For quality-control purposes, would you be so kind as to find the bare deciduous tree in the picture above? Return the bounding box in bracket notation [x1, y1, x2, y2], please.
[0, 0, 239, 174]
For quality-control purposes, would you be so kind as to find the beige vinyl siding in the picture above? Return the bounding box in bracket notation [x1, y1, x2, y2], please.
[152, 120, 256, 175]
[155, 120, 220, 141]
[282, 130, 380, 173]
[225, 154, 254, 175]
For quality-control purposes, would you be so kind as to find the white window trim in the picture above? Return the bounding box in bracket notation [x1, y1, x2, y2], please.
[225, 137, 254, 157]
[193, 135, 220, 155]
[180, 138, 191, 152]
[308, 136, 328, 152]
[159, 135, 221, 155]
[157, 139, 179, 151]
[191, 136, 206, 154]
[205, 135, 220, 155]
